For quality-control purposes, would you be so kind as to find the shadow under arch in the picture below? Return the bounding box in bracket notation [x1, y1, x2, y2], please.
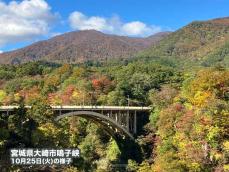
[55, 111, 134, 140]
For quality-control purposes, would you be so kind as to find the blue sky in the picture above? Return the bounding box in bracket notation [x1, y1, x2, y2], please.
[0, 0, 229, 52]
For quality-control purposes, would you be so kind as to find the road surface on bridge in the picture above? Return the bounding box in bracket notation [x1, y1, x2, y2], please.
[0, 106, 151, 111]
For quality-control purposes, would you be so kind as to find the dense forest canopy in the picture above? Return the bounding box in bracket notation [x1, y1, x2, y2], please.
[0, 58, 228, 171]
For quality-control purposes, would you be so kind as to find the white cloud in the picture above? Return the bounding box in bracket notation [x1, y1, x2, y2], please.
[69, 12, 113, 33]
[0, 0, 58, 46]
[69, 11, 161, 37]
[122, 22, 161, 36]
[0, 50, 3, 54]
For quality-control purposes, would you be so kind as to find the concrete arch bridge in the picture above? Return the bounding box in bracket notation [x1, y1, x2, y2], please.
[0, 105, 151, 140]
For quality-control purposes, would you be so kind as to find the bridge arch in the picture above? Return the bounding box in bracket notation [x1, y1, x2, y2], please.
[55, 111, 134, 140]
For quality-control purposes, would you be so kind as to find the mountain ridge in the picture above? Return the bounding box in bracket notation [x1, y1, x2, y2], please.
[1, 17, 229, 65]
[0, 30, 171, 64]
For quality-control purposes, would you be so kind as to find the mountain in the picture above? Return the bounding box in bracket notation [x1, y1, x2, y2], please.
[140, 17, 229, 66]
[0, 30, 171, 64]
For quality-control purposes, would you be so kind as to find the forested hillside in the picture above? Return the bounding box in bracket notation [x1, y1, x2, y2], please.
[140, 17, 229, 67]
[0, 58, 228, 171]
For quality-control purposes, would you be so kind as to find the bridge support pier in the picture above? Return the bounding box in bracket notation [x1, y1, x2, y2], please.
[126, 111, 129, 132]
[134, 110, 137, 134]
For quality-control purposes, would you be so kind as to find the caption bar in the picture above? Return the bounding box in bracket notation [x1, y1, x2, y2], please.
[10, 148, 80, 165]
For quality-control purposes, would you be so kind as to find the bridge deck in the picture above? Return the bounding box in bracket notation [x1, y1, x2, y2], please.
[0, 106, 151, 111]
